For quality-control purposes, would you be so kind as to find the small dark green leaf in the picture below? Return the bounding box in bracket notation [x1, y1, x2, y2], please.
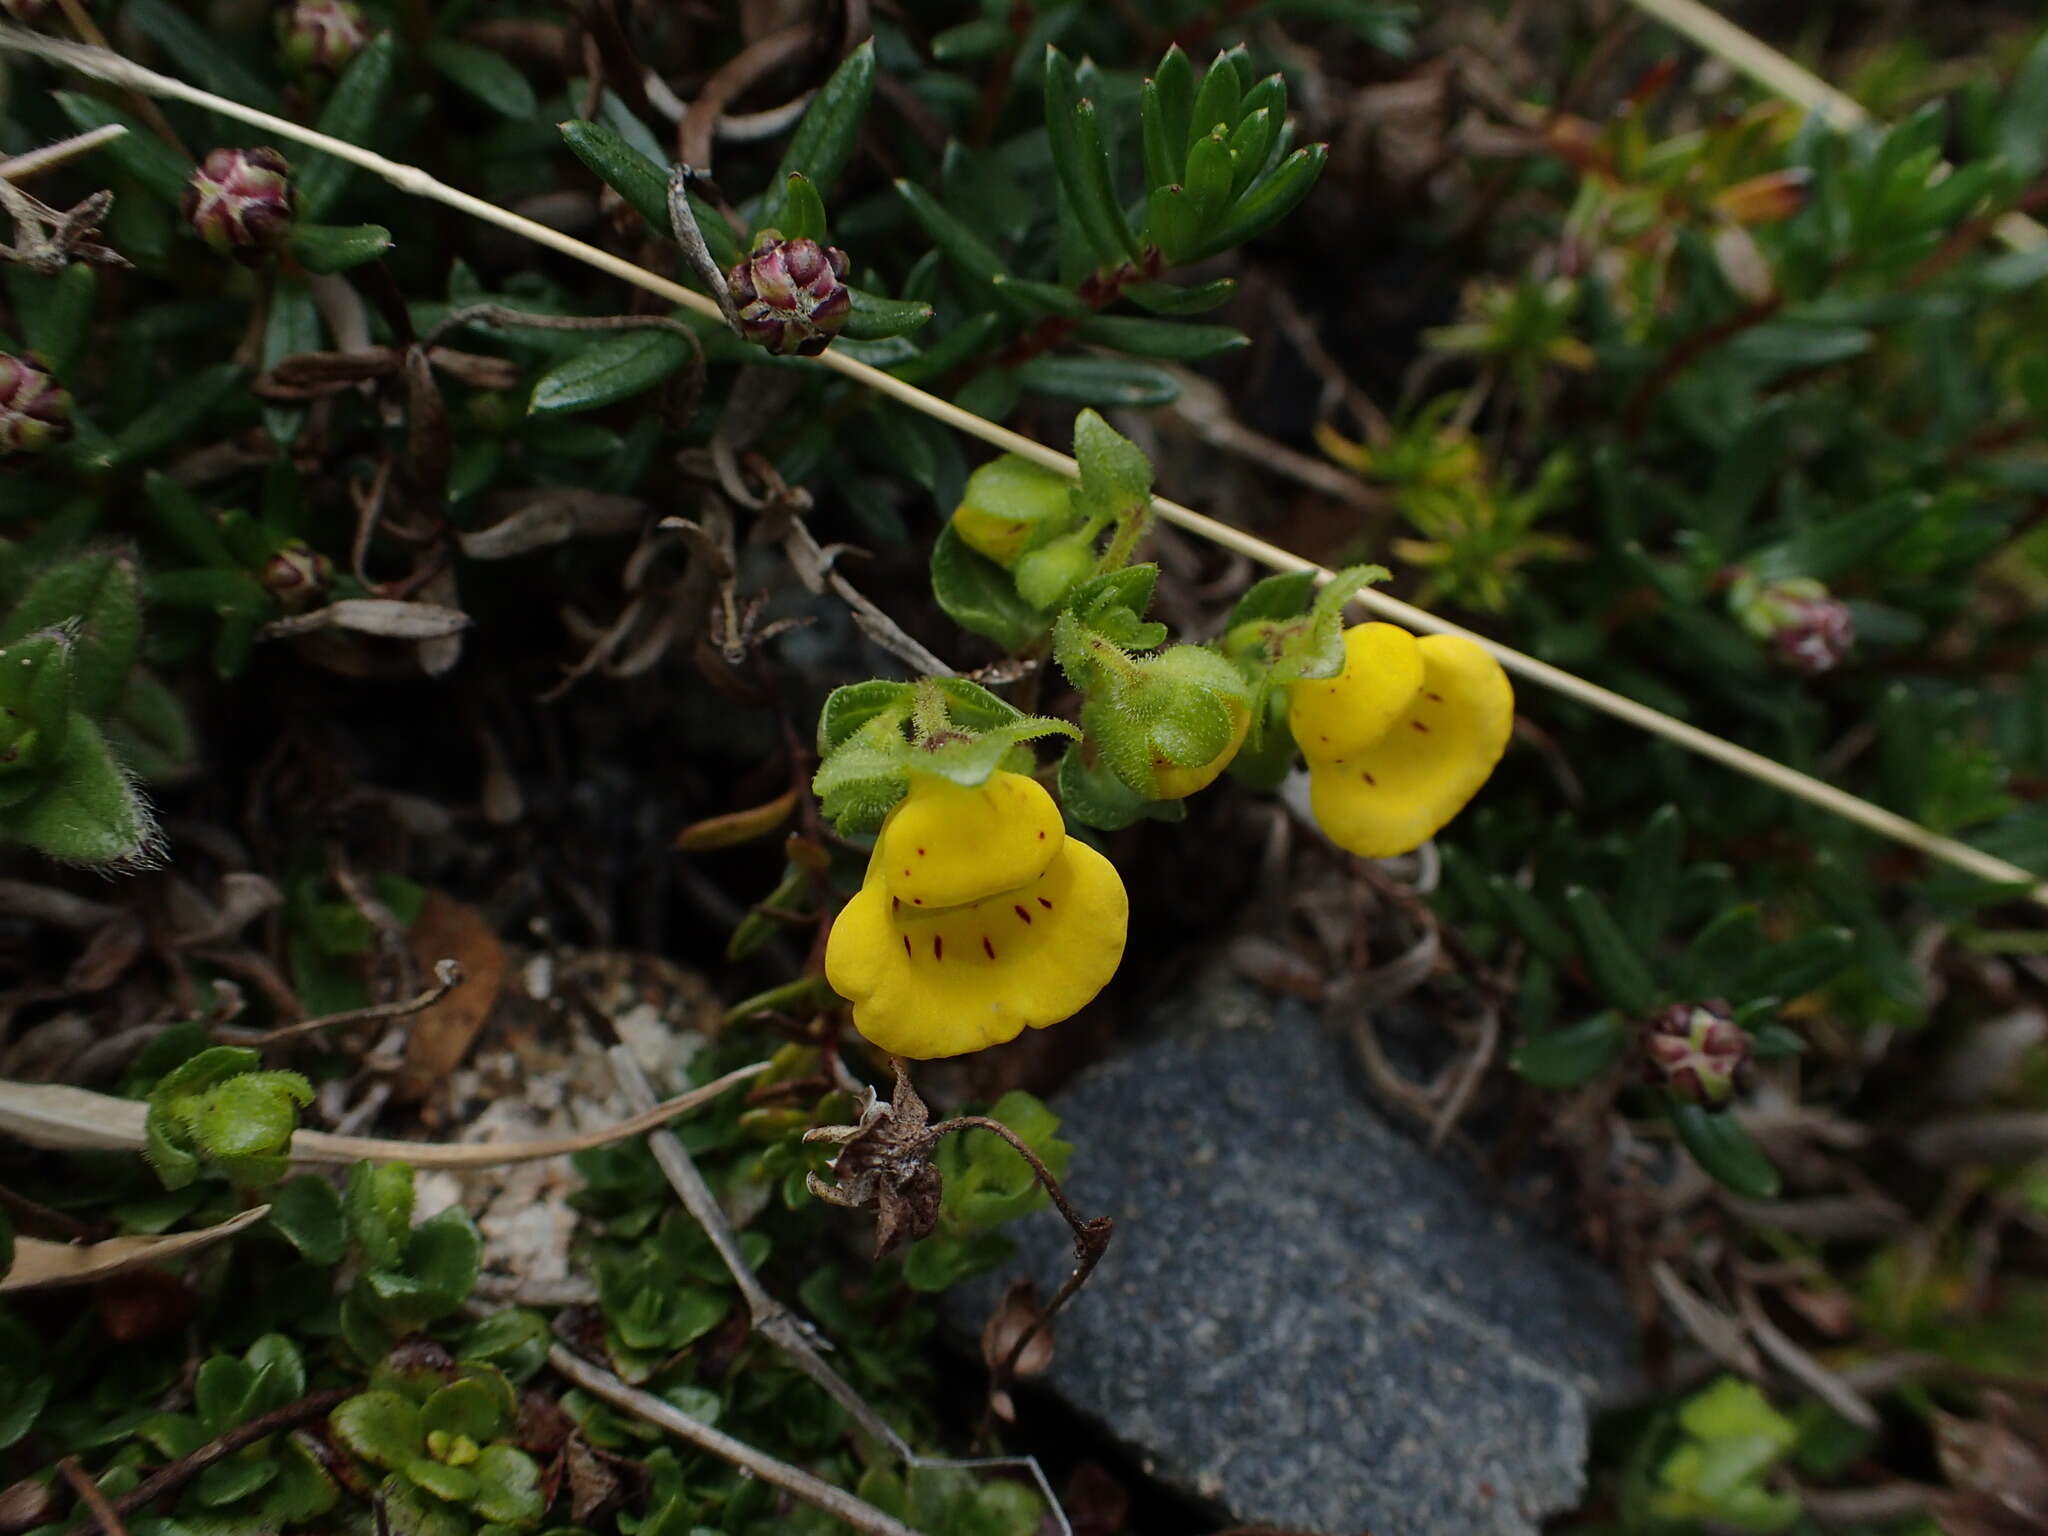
[288, 222, 392, 274]
[559, 120, 740, 267]
[93, 363, 242, 470]
[424, 39, 537, 119]
[895, 178, 1008, 290]
[779, 172, 829, 243]
[1150, 45, 1195, 168]
[1998, 28, 2048, 178]
[1618, 805, 1684, 950]
[1486, 875, 1577, 969]
[1565, 885, 1661, 1015]
[528, 328, 696, 416]
[298, 34, 397, 220]
[1015, 355, 1180, 406]
[1737, 926, 1854, 1001]
[1074, 314, 1248, 359]
[1509, 1010, 1627, 1088]
[1668, 1100, 1781, 1199]
[843, 287, 935, 341]
[125, 0, 280, 110]
[9, 263, 97, 378]
[1124, 277, 1239, 314]
[53, 95, 192, 204]
[757, 40, 875, 229]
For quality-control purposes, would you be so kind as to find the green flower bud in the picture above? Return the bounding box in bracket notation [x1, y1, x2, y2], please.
[0, 353, 72, 454]
[951, 455, 1076, 567]
[728, 233, 851, 356]
[1013, 531, 1098, 611]
[275, 0, 370, 74]
[183, 147, 296, 258]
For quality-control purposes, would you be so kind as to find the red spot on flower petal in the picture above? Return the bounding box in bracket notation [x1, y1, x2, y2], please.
[1037, 830, 1046, 840]
[902, 935, 912, 958]
[1410, 720, 1430, 733]
[1362, 770, 1377, 785]
[917, 847, 926, 856]
[1426, 691, 1444, 702]
[982, 937, 996, 960]
[933, 935, 944, 960]
[1015, 904, 1032, 923]
[1038, 896, 1054, 910]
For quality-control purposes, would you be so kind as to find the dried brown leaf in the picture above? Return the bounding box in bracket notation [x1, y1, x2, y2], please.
[395, 893, 508, 1102]
[260, 598, 472, 641]
[2, 1206, 268, 1292]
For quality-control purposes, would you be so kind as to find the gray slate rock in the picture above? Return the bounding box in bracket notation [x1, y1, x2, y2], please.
[955, 1002, 1633, 1535]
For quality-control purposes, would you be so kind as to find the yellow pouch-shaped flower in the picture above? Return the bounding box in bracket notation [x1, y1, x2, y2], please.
[1286, 622, 1426, 761]
[876, 770, 1063, 909]
[826, 836, 1129, 1059]
[1305, 632, 1513, 858]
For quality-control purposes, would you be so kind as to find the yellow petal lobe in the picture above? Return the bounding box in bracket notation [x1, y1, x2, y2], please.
[1305, 633, 1514, 857]
[1151, 695, 1252, 800]
[1286, 622, 1426, 762]
[825, 838, 1129, 1059]
[877, 770, 1063, 909]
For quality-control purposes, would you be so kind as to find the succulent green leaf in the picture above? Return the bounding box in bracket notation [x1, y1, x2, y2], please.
[1150, 46, 1195, 168]
[470, 1445, 545, 1527]
[105, 669, 197, 784]
[288, 222, 394, 274]
[270, 1174, 348, 1263]
[332, 1391, 426, 1469]
[1187, 144, 1329, 263]
[194, 1355, 257, 1437]
[456, 1309, 552, 1385]
[1044, 49, 1139, 270]
[421, 1373, 515, 1444]
[528, 328, 697, 416]
[1124, 276, 1239, 314]
[1186, 50, 1244, 150]
[346, 1160, 417, 1270]
[1184, 130, 1234, 231]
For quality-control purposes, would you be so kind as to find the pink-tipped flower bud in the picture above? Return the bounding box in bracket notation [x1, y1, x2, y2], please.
[727, 234, 851, 357]
[1731, 572, 1855, 677]
[183, 147, 296, 258]
[274, 0, 369, 75]
[1644, 1000, 1749, 1108]
[260, 542, 334, 611]
[0, 354, 72, 454]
